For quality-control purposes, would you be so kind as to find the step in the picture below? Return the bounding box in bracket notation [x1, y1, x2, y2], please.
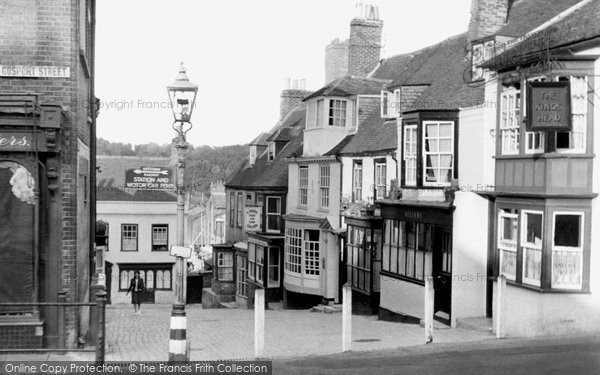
[311, 304, 343, 314]
[419, 319, 451, 330]
[455, 317, 493, 333]
[218, 301, 238, 309]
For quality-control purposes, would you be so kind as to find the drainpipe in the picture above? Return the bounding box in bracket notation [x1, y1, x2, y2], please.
[89, 0, 97, 286]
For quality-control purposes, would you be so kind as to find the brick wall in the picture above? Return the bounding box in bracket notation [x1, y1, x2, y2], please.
[325, 39, 348, 84]
[280, 89, 310, 121]
[468, 0, 510, 42]
[347, 18, 383, 77]
[0, 0, 94, 348]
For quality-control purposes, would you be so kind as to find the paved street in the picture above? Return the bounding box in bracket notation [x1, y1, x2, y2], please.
[104, 304, 491, 361]
[273, 334, 600, 374]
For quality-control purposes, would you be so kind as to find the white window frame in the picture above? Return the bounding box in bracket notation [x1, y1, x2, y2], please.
[319, 165, 330, 208]
[353, 161, 363, 201]
[404, 125, 417, 186]
[555, 76, 587, 154]
[256, 245, 264, 285]
[500, 87, 520, 155]
[375, 161, 386, 199]
[285, 227, 302, 275]
[303, 230, 320, 278]
[498, 209, 518, 281]
[217, 252, 234, 281]
[328, 99, 347, 127]
[551, 211, 584, 290]
[248, 243, 256, 281]
[236, 254, 247, 298]
[298, 166, 308, 207]
[422, 121, 454, 187]
[151, 224, 168, 251]
[523, 77, 546, 154]
[267, 247, 280, 288]
[520, 210, 543, 287]
[266, 196, 282, 233]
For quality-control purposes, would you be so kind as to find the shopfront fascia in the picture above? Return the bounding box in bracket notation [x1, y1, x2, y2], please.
[377, 200, 454, 324]
[0, 94, 64, 347]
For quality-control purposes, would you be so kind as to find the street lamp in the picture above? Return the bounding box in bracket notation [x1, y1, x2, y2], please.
[167, 63, 198, 362]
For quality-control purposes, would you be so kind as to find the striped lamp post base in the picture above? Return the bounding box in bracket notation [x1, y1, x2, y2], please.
[168, 304, 187, 361]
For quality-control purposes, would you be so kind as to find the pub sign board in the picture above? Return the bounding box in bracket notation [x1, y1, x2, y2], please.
[244, 205, 262, 232]
[125, 167, 175, 191]
[526, 81, 571, 131]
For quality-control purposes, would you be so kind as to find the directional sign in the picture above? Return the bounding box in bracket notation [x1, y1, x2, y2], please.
[124, 166, 175, 191]
[170, 245, 192, 258]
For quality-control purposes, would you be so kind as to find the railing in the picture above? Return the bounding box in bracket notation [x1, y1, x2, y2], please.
[0, 290, 107, 363]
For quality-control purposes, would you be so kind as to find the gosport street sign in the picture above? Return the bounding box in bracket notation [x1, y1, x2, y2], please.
[124, 167, 175, 191]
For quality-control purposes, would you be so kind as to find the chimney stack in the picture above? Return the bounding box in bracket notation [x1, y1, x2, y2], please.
[347, 3, 383, 77]
[468, 0, 511, 42]
[325, 38, 349, 83]
[280, 77, 311, 120]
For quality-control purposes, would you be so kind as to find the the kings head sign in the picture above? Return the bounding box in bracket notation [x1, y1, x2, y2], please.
[125, 167, 175, 191]
[526, 81, 571, 131]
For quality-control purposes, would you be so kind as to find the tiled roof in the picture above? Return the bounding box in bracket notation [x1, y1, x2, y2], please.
[337, 113, 397, 155]
[494, 0, 585, 38]
[226, 106, 305, 190]
[485, 0, 600, 69]
[370, 53, 415, 80]
[303, 76, 390, 101]
[323, 134, 354, 156]
[97, 156, 177, 202]
[250, 132, 269, 146]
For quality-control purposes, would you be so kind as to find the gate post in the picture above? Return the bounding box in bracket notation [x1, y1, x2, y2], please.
[342, 284, 352, 352]
[57, 290, 67, 349]
[424, 276, 434, 344]
[254, 288, 265, 358]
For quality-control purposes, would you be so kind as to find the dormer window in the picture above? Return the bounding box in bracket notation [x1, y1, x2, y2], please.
[381, 90, 400, 118]
[249, 145, 257, 165]
[328, 100, 347, 127]
[267, 142, 275, 161]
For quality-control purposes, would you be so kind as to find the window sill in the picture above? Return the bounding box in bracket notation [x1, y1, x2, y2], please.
[380, 271, 425, 286]
[490, 277, 591, 294]
[494, 153, 594, 160]
[120, 250, 138, 252]
[317, 208, 330, 213]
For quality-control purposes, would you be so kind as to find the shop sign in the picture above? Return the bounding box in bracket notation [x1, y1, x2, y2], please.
[0, 133, 33, 151]
[170, 245, 192, 258]
[245, 205, 261, 232]
[526, 82, 571, 131]
[124, 167, 174, 191]
[0, 65, 70, 78]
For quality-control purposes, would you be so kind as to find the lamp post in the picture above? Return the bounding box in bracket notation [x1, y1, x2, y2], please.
[167, 63, 198, 362]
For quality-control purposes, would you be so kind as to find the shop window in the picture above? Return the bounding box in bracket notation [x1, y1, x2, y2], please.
[423, 121, 454, 186]
[299, 166, 308, 207]
[353, 161, 362, 201]
[119, 266, 171, 291]
[256, 246, 264, 285]
[498, 209, 518, 281]
[217, 252, 233, 281]
[266, 196, 282, 232]
[151, 224, 168, 251]
[552, 212, 583, 289]
[347, 226, 372, 292]
[121, 224, 138, 251]
[304, 230, 320, 276]
[382, 220, 433, 282]
[500, 86, 520, 154]
[236, 254, 247, 298]
[403, 125, 417, 186]
[268, 247, 280, 287]
[521, 211, 543, 286]
[328, 99, 347, 127]
[319, 165, 330, 208]
[285, 227, 302, 274]
[375, 161, 387, 199]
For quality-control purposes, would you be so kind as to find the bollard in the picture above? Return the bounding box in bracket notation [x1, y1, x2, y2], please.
[424, 276, 434, 344]
[254, 289, 265, 358]
[496, 274, 506, 339]
[168, 304, 187, 361]
[342, 284, 352, 352]
[95, 290, 107, 364]
[57, 290, 67, 349]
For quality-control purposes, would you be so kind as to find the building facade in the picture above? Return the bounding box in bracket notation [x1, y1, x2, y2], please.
[0, 0, 97, 348]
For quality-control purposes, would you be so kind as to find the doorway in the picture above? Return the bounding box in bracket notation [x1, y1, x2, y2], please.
[433, 227, 452, 324]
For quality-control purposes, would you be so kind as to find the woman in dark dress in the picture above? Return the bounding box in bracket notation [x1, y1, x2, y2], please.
[126, 271, 145, 314]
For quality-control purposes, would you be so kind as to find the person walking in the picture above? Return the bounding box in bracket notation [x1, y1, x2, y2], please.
[126, 271, 145, 314]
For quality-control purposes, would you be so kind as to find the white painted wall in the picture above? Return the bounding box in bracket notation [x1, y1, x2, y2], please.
[591, 55, 600, 298]
[98, 201, 178, 304]
[458, 106, 494, 189]
[341, 155, 396, 202]
[380, 275, 424, 319]
[451, 191, 488, 326]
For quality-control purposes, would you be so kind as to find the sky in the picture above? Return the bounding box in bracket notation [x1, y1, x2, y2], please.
[95, 0, 472, 147]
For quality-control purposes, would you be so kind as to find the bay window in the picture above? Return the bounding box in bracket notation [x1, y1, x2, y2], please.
[347, 226, 371, 291]
[552, 212, 583, 289]
[268, 247, 280, 287]
[217, 252, 233, 281]
[298, 166, 308, 207]
[423, 121, 454, 186]
[236, 254, 247, 298]
[328, 99, 347, 127]
[284, 227, 320, 277]
[404, 125, 417, 186]
[556, 76, 587, 153]
[382, 220, 433, 282]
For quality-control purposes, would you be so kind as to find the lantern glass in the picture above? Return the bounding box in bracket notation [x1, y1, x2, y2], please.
[167, 64, 198, 123]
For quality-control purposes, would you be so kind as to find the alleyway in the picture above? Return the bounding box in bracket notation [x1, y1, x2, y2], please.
[104, 304, 492, 361]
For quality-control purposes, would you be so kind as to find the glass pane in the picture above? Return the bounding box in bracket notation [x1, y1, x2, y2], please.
[554, 214, 581, 247]
[398, 247, 406, 275]
[382, 245, 390, 271]
[425, 124, 438, 138]
[439, 123, 452, 137]
[425, 139, 438, 152]
[525, 213, 543, 245]
[390, 246, 398, 274]
[439, 139, 452, 152]
[523, 247, 541, 284]
[552, 250, 582, 287]
[267, 197, 280, 214]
